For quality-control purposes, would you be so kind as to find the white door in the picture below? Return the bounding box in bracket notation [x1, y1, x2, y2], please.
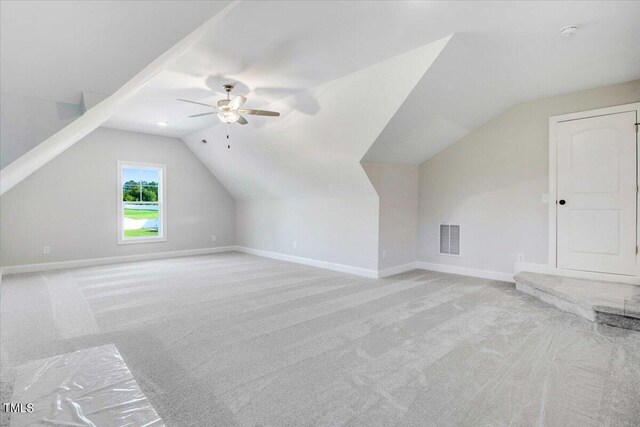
[556, 111, 637, 275]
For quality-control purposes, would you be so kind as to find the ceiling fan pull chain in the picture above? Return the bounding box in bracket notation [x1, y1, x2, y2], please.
[227, 123, 231, 148]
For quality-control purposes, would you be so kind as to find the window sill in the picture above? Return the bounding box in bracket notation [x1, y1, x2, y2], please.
[118, 237, 167, 245]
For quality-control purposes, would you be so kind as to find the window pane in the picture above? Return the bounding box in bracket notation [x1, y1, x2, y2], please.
[140, 184, 158, 202]
[141, 168, 160, 184]
[123, 202, 159, 238]
[123, 181, 141, 201]
[122, 167, 141, 183]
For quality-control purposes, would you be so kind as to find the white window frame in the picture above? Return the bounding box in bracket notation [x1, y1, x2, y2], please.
[117, 161, 167, 245]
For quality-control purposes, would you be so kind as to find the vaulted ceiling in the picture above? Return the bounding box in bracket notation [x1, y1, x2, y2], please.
[2, 1, 639, 196]
[105, 1, 458, 138]
[0, 0, 229, 104]
[182, 38, 450, 200]
[364, 1, 640, 163]
[103, 0, 640, 165]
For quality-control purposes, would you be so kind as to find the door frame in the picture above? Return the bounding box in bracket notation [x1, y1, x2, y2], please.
[548, 102, 640, 277]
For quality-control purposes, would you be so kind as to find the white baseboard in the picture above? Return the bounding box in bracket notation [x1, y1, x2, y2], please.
[2, 246, 523, 285]
[416, 261, 514, 282]
[1, 246, 236, 275]
[514, 262, 640, 285]
[378, 262, 419, 278]
[234, 246, 379, 278]
[236, 248, 514, 282]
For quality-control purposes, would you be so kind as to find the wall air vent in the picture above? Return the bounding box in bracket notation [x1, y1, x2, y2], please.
[440, 224, 460, 255]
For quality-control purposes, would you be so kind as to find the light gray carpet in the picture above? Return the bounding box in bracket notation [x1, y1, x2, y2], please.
[2, 252, 639, 426]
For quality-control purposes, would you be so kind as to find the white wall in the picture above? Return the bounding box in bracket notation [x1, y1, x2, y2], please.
[236, 197, 379, 272]
[182, 37, 448, 276]
[418, 80, 640, 274]
[1, 93, 81, 168]
[363, 163, 418, 270]
[0, 127, 235, 267]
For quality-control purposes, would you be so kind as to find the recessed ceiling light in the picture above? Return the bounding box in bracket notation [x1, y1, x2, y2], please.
[157, 121, 168, 127]
[560, 25, 578, 38]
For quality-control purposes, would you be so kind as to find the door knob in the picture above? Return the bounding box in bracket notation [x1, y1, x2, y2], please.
[559, 199, 566, 205]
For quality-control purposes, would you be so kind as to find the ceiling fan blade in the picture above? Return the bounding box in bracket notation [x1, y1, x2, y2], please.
[237, 115, 248, 125]
[188, 112, 215, 118]
[228, 95, 247, 110]
[177, 98, 216, 108]
[239, 109, 280, 117]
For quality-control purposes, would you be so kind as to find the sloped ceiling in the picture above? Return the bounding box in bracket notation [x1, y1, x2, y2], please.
[0, 0, 229, 104]
[364, 1, 640, 164]
[182, 38, 450, 200]
[3, 1, 639, 195]
[104, 1, 640, 161]
[0, 2, 239, 195]
[105, 1, 459, 138]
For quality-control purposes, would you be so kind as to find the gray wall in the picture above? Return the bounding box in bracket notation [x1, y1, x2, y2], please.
[363, 163, 418, 270]
[418, 79, 640, 274]
[236, 197, 379, 271]
[0, 127, 235, 266]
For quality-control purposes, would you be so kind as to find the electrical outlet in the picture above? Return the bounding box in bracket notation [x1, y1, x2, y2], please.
[211, 235, 217, 242]
[382, 249, 387, 259]
[43, 246, 50, 255]
[541, 193, 549, 203]
[292, 241, 297, 249]
[516, 253, 525, 263]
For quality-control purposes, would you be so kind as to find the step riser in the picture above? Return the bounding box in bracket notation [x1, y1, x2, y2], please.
[514, 271, 640, 331]
[515, 281, 596, 321]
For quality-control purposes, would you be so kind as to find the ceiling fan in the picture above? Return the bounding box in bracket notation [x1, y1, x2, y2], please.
[178, 84, 280, 125]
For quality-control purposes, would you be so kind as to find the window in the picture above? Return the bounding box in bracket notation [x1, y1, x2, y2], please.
[117, 161, 166, 244]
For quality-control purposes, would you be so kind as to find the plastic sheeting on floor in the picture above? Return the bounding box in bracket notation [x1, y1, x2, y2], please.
[9, 344, 163, 427]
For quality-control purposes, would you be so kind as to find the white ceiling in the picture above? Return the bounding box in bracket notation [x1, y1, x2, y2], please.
[102, 1, 639, 162]
[182, 38, 449, 200]
[0, 0, 229, 104]
[364, 1, 640, 163]
[106, 1, 459, 137]
[3, 1, 638, 198]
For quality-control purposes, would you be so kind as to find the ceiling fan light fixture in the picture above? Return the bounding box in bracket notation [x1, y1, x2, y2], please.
[179, 84, 279, 128]
[217, 111, 240, 124]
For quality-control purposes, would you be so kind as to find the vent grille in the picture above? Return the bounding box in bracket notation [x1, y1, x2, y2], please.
[440, 225, 450, 254]
[440, 224, 460, 255]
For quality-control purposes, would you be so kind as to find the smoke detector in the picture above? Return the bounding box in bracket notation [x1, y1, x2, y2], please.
[560, 25, 578, 38]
